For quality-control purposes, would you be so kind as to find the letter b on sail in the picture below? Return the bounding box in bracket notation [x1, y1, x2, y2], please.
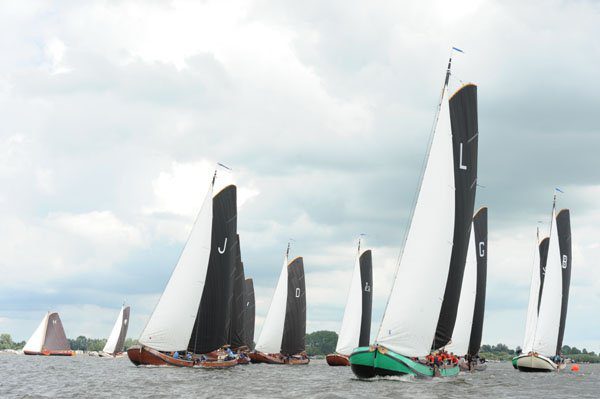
[562, 255, 568, 269]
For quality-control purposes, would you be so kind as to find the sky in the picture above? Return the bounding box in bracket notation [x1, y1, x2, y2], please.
[0, 0, 599, 352]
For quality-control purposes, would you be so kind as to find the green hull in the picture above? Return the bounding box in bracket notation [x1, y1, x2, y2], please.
[511, 356, 518, 369]
[349, 346, 459, 379]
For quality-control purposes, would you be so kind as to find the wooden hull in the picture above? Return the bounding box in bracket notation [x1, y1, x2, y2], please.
[326, 353, 350, 366]
[286, 356, 310, 365]
[24, 350, 74, 356]
[249, 351, 309, 365]
[515, 353, 557, 372]
[458, 358, 487, 372]
[249, 351, 285, 364]
[127, 346, 237, 369]
[349, 346, 459, 379]
[237, 356, 250, 365]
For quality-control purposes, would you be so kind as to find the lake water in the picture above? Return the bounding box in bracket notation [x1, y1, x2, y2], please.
[0, 354, 597, 398]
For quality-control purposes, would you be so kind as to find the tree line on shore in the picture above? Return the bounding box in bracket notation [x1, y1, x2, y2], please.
[2, 331, 599, 363]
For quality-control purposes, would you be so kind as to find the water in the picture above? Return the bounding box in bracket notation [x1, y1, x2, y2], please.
[0, 354, 597, 398]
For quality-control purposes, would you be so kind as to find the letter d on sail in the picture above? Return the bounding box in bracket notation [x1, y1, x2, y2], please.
[218, 237, 228, 254]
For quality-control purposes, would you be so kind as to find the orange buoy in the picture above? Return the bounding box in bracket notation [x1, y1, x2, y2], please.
[571, 364, 580, 372]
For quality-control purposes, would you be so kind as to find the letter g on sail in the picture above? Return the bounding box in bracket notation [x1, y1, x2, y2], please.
[478, 242, 485, 257]
[218, 237, 228, 254]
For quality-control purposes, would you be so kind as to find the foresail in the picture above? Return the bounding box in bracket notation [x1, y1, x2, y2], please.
[255, 255, 289, 354]
[376, 86, 456, 357]
[103, 307, 124, 354]
[139, 183, 213, 351]
[522, 233, 541, 353]
[537, 237, 549, 313]
[335, 252, 364, 355]
[243, 278, 256, 348]
[23, 313, 49, 353]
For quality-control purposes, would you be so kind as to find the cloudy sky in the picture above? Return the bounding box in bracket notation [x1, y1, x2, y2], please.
[1, 0, 599, 352]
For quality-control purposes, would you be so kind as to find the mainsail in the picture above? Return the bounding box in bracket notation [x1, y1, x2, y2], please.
[243, 278, 256, 349]
[468, 207, 487, 357]
[376, 67, 457, 357]
[188, 185, 237, 354]
[103, 306, 130, 355]
[255, 251, 289, 354]
[555, 209, 572, 354]
[537, 237, 549, 313]
[228, 234, 246, 349]
[335, 244, 373, 355]
[281, 257, 306, 355]
[138, 178, 213, 352]
[433, 82, 479, 349]
[532, 205, 562, 356]
[445, 223, 477, 356]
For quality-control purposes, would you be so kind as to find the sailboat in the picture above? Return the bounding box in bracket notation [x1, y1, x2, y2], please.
[514, 199, 572, 372]
[446, 207, 488, 371]
[250, 244, 308, 365]
[100, 305, 130, 357]
[326, 238, 373, 366]
[23, 312, 74, 356]
[127, 171, 239, 368]
[349, 52, 478, 379]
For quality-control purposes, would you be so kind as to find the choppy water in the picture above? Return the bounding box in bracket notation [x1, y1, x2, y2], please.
[0, 354, 597, 398]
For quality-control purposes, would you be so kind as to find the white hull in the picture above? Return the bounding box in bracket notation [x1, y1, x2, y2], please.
[516, 353, 557, 372]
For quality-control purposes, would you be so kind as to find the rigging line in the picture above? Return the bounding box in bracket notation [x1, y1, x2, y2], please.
[376, 54, 453, 341]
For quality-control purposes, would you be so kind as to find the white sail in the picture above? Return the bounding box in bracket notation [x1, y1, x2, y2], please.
[376, 87, 456, 357]
[335, 249, 365, 355]
[522, 233, 542, 353]
[446, 226, 477, 356]
[23, 312, 50, 353]
[103, 306, 125, 354]
[139, 184, 213, 351]
[532, 209, 562, 356]
[255, 254, 289, 354]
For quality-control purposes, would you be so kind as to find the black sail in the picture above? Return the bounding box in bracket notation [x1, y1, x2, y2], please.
[229, 235, 246, 349]
[468, 207, 487, 356]
[433, 83, 479, 349]
[115, 306, 131, 354]
[44, 313, 71, 351]
[188, 185, 237, 354]
[556, 209, 572, 354]
[281, 257, 306, 355]
[537, 237, 550, 314]
[358, 250, 373, 347]
[243, 278, 256, 349]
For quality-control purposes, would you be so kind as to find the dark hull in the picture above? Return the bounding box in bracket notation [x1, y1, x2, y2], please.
[249, 351, 285, 364]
